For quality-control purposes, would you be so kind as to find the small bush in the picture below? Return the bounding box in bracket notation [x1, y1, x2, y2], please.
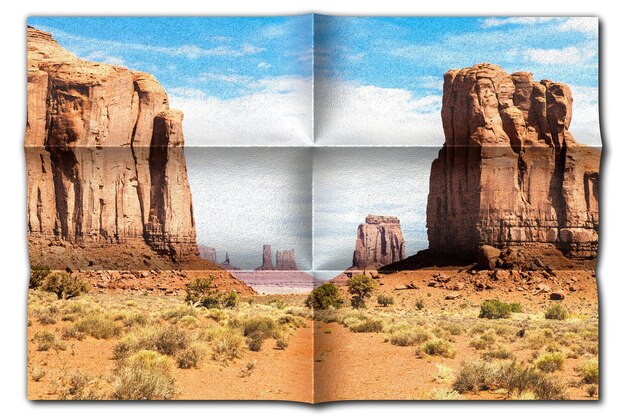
[481, 346, 514, 361]
[452, 360, 498, 393]
[41, 272, 89, 299]
[469, 331, 497, 350]
[210, 329, 244, 362]
[545, 304, 568, 320]
[377, 294, 394, 307]
[30, 265, 50, 289]
[324, 328, 332, 334]
[246, 332, 265, 352]
[577, 359, 599, 384]
[419, 339, 456, 358]
[33, 330, 65, 352]
[346, 274, 376, 309]
[349, 318, 384, 333]
[112, 350, 176, 400]
[274, 336, 289, 350]
[478, 299, 512, 319]
[185, 277, 238, 309]
[155, 326, 189, 356]
[30, 366, 46, 382]
[586, 384, 598, 398]
[534, 352, 564, 373]
[73, 315, 123, 339]
[305, 282, 343, 310]
[389, 327, 430, 346]
[242, 316, 278, 338]
[176, 344, 205, 369]
[415, 299, 425, 310]
[509, 302, 523, 313]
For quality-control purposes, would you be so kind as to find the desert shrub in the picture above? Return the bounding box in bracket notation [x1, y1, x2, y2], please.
[242, 316, 278, 338]
[419, 338, 456, 358]
[346, 274, 376, 309]
[162, 305, 197, 321]
[41, 272, 89, 299]
[277, 314, 306, 329]
[274, 336, 289, 350]
[73, 315, 123, 339]
[240, 360, 257, 377]
[481, 346, 514, 361]
[112, 350, 176, 400]
[434, 364, 456, 384]
[429, 388, 462, 400]
[415, 299, 425, 310]
[469, 330, 497, 350]
[176, 344, 205, 369]
[577, 359, 599, 384]
[478, 299, 512, 319]
[37, 306, 58, 325]
[155, 326, 189, 356]
[30, 265, 50, 289]
[33, 330, 65, 352]
[534, 352, 564, 373]
[324, 328, 332, 334]
[509, 302, 523, 313]
[210, 329, 244, 362]
[545, 304, 568, 320]
[377, 294, 394, 307]
[389, 327, 430, 346]
[185, 277, 238, 309]
[246, 332, 265, 352]
[349, 318, 384, 333]
[586, 384, 598, 398]
[61, 326, 86, 341]
[30, 366, 46, 382]
[444, 323, 465, 336]
[452, 360, 499, 393]
[305, 282, 343, 310]
[123, 311, 149, 328]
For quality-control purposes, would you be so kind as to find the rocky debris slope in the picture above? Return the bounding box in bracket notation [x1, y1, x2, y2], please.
[353, 215, 406, 269]
[427, 63, 600, 260]
[26, 27, 196, 264]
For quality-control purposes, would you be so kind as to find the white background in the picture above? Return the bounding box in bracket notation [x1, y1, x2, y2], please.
[0, 0, 623, 415]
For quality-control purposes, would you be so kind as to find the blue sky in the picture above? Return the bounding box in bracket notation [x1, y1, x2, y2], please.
[28, 16, 600, 146]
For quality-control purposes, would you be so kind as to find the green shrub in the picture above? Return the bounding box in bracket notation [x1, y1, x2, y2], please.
[545, 304, 568, 320]
[469, 330, 497, 350]
[419, 339, 456, 358]
[33, 330, 65, 352]
[185, 277, 238, 309]
[534, 352, 564, 373]
[377, 294, 394, 307]
[479, 299, 512, 319]
[41, 272, 89, 299]
[577, 359, 599, 384]
[452, 360, 498, 393]
[347, 274, 376, 309]
[112, 350, 176, 400]
[305, 283, 343, 310]
[30, 265, 50, 289]
[509, 302, 523, 313]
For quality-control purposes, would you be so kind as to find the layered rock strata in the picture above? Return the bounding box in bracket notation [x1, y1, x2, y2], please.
[427, 63, 600, 259]
[352, 215, 406, 269]
[26, 27, 196, 263]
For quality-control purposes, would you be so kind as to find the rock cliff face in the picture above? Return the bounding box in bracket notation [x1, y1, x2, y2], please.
[427, 63, 600, 260]
[353, 215, 406, 269]
[26, 27, 197, 263]
[276, 249, 297, 270]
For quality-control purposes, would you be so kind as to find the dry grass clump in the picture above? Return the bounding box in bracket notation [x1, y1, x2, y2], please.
[388, 327, 431, 347]
[112, 350, 176, 400]
[469, 330, 497, 350]
[33, 330, 65, 352]
[534, 352, 565, 373]
[71, 314, 124, 339]
[577, 359, 599, 384]
[208, 327, 245, 362]
[418, 338, 456, 358]
[175, 343, 206, 369]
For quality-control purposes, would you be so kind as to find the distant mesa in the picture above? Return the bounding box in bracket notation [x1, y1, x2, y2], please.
[427, 63, 600, 260]
[197, 244, 216, 263]
[352, 215, 406, 269]
[255, 244, 298, 271]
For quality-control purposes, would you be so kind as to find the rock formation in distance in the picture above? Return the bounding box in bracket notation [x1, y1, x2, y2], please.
[197, 244, 217, 263]
[255, 244, 275, 271]
[276, 249, 297, 270]
[26, 27, 197, 264]
[352, 215, 406, 269]
[427, 63, 600, 260]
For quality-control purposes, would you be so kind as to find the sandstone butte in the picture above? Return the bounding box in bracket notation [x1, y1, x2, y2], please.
[26, 27, 197, 265]
[352, 215, 406, 269]
[427, 63, 600, 260]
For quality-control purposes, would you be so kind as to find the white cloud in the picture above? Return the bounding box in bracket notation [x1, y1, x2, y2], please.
[558, 17, 598, 35]
[257, 61, 271, 69]
[314, 81, 443, 146]
[481, 17, 562, 28]
[169, 76, 312, 146]
[82, 50, 125, 66]
[523, 46, 596, 65]
[569, 85, 602, 147]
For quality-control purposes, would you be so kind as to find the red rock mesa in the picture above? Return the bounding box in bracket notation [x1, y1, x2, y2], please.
[353, 215, 406, 269]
